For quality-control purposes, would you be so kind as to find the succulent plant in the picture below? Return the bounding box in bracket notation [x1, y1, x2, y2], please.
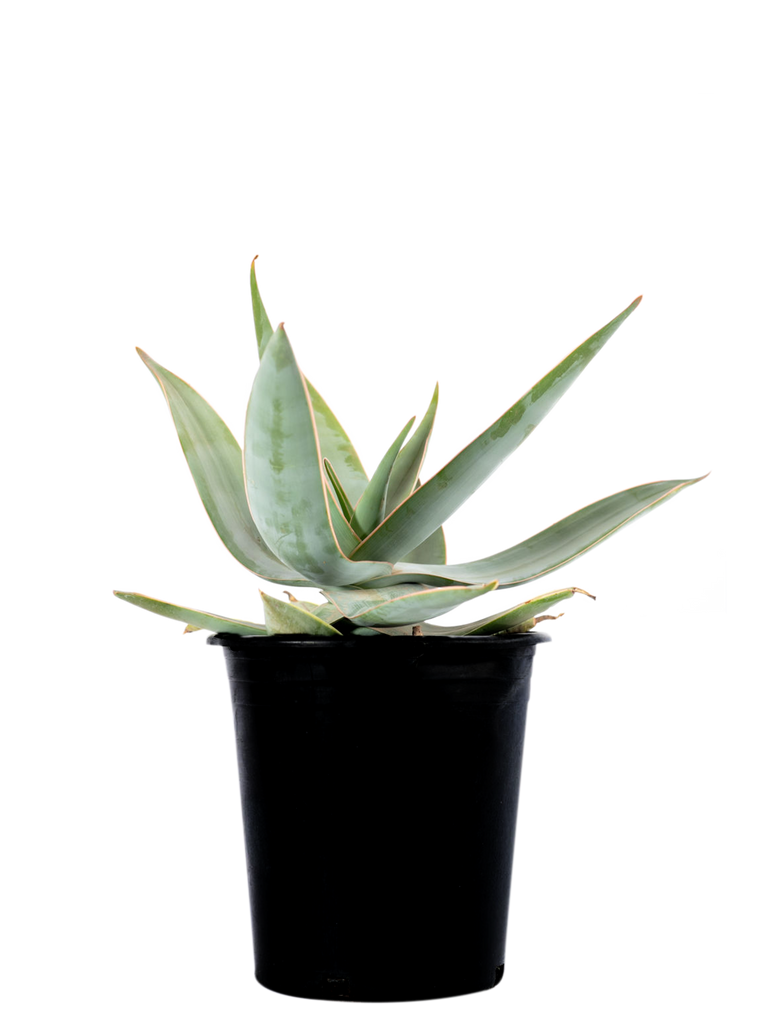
[115, 260, 703, 637]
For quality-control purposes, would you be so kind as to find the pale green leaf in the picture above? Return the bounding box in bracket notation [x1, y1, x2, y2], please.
[250, 261, 369, 502]
[250, 257, 273, 358]
[305, 380, 369, 505]
[261, 591, 342, 636]
[352, 297, 643, 564]
[243, 326, 393, 586]
[136, 349, 305, 584]
[385, 384, 439, 513]
[324, 459, 354, 520]
[370, 380, 448, 565]
[350, 417, 415, 538]
[401, 526, 447, 564]
[423, 587, 595, 635]
[114, 591, 267, 635]
[326, 483, 363, 555]
[359, 476, 705, 590]
[321, 581, 497, 627]
[358, 585, 593, 630]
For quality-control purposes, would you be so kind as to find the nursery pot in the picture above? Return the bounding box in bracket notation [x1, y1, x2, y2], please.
[209, 632, 548, 1002]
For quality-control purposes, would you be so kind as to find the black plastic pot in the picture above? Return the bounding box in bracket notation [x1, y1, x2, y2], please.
[209, 632, 548, 1002]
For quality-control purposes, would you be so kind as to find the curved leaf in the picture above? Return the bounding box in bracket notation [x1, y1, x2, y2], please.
[499, 616, 554, 633]
[250, 261, 369, 503]
[460, 585, 598, 630]
[136, 349, 305, 584]
[305, 380, 369, 505]
[243, 325, 393, 586]
[423, 587, 595, 635]
[352, 297, 642, 564]
[358, 476, 705, 589]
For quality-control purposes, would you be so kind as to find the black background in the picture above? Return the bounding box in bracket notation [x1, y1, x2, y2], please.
[103, 92, 733, 1011]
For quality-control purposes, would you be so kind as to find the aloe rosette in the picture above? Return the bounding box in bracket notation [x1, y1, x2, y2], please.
[115, 260, 703, 637]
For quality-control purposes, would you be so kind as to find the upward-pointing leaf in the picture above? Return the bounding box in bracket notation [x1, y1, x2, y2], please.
[350, 409, 417, 540]
[250, 257, 273, 358]
[354, 290, 651, 569]
[385, 378, 444, 516]
[246, 252, 370, 507]
[243, 325, 393, 586]
[134, 344, 309, 585]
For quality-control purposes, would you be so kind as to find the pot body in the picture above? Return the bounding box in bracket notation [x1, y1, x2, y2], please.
[210, 633, 547, 1002]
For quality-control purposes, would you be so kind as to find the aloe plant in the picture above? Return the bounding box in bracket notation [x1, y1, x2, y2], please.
[115, 260, 704, 637]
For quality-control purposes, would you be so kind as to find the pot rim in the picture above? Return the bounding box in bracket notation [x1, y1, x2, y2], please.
[207, 631, 551, 650]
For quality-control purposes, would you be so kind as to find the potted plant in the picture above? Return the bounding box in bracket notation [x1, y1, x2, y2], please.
[115, 259, 703, 1002]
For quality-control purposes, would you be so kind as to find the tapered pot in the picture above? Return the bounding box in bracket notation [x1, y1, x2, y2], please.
[209, 632, 549, 1002]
